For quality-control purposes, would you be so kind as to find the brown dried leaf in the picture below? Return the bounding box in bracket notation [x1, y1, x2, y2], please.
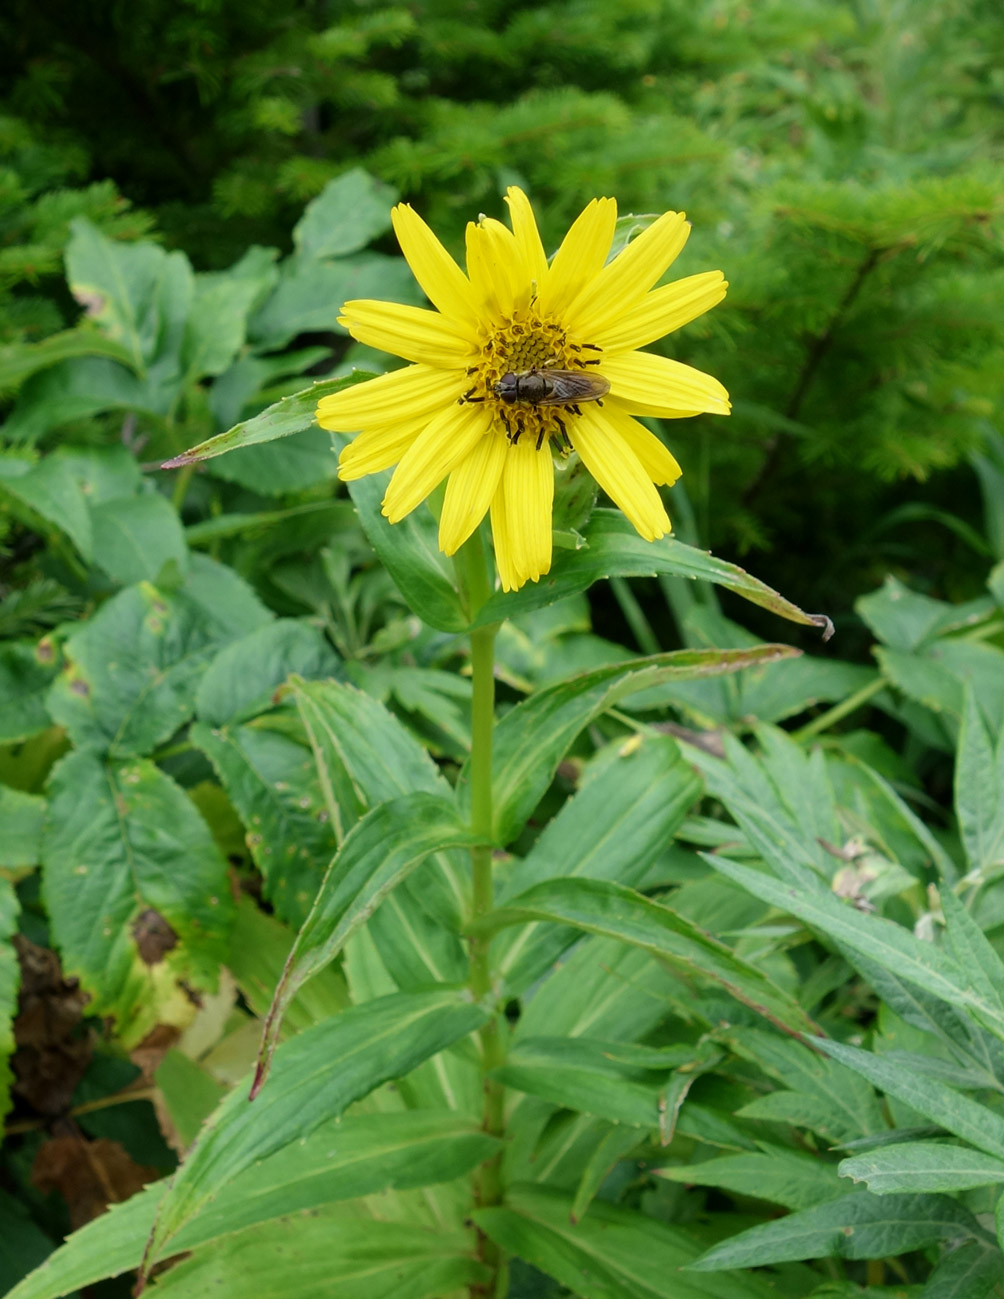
[12, 937, 91, 1116]
[31, 1133, 160, 1230]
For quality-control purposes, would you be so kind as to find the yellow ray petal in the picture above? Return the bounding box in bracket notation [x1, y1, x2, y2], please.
[316, 364, 462, 431]
[337, 414, 429, 480]
[569, 405, 670, 542]
[601, 350, 731, 418]
[504, 187, 548, 285]
[567, 211, 690, 337]
[438, 430, 508, 555]
[391, 204, 481, 327]
[596, 404, 682, 485]
[501, 436, 553, 585]
[382, 403, 490, 522]
[338, 300, 476, 367]
[536, 197, 617, 318]
[591, 272, 728, 353]
[466, 219, 521, 320]
[490, 472, 520, 593]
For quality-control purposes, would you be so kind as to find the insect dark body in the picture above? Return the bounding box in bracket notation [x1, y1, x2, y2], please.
[492, 368, 610, 407]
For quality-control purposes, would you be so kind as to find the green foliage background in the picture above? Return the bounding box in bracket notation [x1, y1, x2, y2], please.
[2, 2, 1004, 1297]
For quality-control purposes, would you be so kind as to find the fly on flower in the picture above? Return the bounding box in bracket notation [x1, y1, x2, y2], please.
[316, 187, 729, 592]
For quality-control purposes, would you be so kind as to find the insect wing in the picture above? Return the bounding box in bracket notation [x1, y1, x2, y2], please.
[536, 369, 610, 405]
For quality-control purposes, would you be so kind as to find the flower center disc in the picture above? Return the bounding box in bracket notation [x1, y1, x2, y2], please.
[460, 313, 602, 451]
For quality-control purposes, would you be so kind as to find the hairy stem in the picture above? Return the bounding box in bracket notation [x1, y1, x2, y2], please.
[459, 533, 507, 1297]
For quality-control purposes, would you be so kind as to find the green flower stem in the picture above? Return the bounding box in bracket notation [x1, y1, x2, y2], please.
[458, 532, 507, 1295]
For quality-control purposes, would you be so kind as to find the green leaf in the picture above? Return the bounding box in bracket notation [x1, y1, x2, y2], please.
[144, 990, 488, 1264]
[203, 425, 340, 495]
[702, 857, 994, 1030]
[225, 894, 350, 1033]
[65, 218, 192, 371]
[344, 468, 467, 633]
[0, 1190, 54, 1298]
[0, 641, 59, 743]
[0, 326, 136, 391]
[293, 168, 397, 261]
[161, 374, 374, 468]
[155, 1211, 487, 1299]
[8, 1111, 496, 1299]
[495, 733, 701, 992]
[0, 880, 20, 1125]
[629, 606, 874, 727]
[475, 876, 815, 1036]
[249, 254, 417, 350]
[815, 1037, 1004, 1161]
[89, 491, 188, 585]
[656, 1146, 844, 1210]
[0, 786, 45, 869]
[196, 620, 343, 727]
[923, 1238, 1004, 1299]
[955, 686, 1004, 878]
[940, 889, 1004, 1034]
[182, 248, 279, 382]
[466, 644, 800, 847]
[857, 576, 987, 652]
[255, 792, 478, 1090]
[493, 1035, 674, 1130]
[689, 1191, 982, 1271]
[40, 749, 234, 1045]
[472, 511, 834, 638]
[0, 454, 94, 560]
[190, 719, 337, 926]
[48, 559, 270, 756]
[155, 1049, 227, 1150]
[53, 444, 142, 503]
[683, 725, 836, 884]
[571, 1125, 645, 1224]
[840, 1141, 1004, 1195]
[292, 678, 468, 927]
[1, 357, 151, 442]
[726, 1027, 885, 1146]
[475, 1184, 776, 1299]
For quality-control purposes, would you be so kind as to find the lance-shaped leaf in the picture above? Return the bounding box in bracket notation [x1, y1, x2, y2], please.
[495, 732, 700, 992]
[840, 1141, 1004, 1195]
[492, 1036, 674, 1131]
[7, 1111, 496, 1299]
[293, 678, 469, 927]
[143, 989, 488, 1269]
[153, 1212, 488, 1299]
[689, 1190, 985, 1271]
[814, 1037, 1004, 1162]
[924, 1238, 1004, 1299]
[161, 373, 374, 467]
[656, 1145, 844, 1211]
[472, 510, 834, 638]
[254, 792, 479, 1092]
[472, 876, 815, 1036]
[702, 856, 1001, 1033]
[956, 685, 1004, 878]
[475, 1184, 777, 1299]
[460, 643, 800, 847]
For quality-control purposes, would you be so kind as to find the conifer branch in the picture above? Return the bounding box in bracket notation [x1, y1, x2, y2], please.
[742, 247, 882, 508]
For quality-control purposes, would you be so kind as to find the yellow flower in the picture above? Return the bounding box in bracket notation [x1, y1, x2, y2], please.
[316, 188, 729, 592]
